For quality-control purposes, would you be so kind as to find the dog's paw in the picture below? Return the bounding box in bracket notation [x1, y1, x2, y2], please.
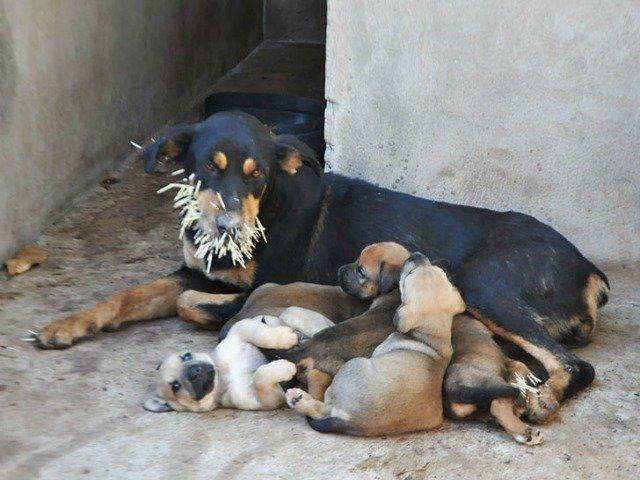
[523, 383, 560, 424]
[271, 359, 297, 380]
[31, 318, 89, 349]
[285, 388, 307, 408]
[514, 426, 544, 446]
[275, 326, 299, 349]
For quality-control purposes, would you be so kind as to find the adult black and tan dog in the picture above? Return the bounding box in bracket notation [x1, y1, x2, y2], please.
[33, 111, 609, 417]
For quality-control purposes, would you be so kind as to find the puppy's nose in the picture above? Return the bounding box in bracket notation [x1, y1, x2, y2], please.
[187, 364, 203, 381]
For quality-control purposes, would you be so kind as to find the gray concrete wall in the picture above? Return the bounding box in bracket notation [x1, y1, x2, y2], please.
[0, 0, 262, 262]
[325, 0, 640, 263]
[264, 0, 326, 43]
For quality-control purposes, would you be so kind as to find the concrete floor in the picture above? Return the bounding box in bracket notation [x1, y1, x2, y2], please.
[1, 41, 639, 480]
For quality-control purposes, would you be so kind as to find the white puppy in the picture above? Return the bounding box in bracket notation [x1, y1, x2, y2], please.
[144, 309, 332, 413]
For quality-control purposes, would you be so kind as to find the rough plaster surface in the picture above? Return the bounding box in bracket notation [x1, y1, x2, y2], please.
[0, 159, 638, 479]
[0, 0, 262, 262]
[325, 0, 640, 263]
[264, 0, 326, 43]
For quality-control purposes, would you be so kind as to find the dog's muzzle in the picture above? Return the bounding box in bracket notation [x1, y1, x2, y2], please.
[185, 362, 215, 401]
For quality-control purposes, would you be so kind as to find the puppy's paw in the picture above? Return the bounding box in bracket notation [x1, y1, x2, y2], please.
[271, 359, 297, 380]
[523, 383, 560, 424]
[285, 388, 307, 409]
[274, 326, 299, 349]
[514, 426, 544, 446]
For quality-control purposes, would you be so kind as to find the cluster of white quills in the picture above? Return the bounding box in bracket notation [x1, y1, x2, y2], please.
[157, 169, 266, 271]
[510, 372, 542, 398]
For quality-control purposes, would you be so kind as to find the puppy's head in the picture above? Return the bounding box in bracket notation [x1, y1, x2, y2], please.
[144, 351, 217, 413]
[399, 252, 465, 317]
[338, 242, 411, 299]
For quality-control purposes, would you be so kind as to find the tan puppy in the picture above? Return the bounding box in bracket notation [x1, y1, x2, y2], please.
[444, 314, 554, 445]
[286, 252, 466, 436]
[285, 242, 411, 399]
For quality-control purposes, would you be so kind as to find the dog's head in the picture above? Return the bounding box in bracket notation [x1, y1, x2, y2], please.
[144, 351, 217, 413]
[338, 242, 411, 299]
[398, 252, 466, 321]
[143, 111, 322, 252]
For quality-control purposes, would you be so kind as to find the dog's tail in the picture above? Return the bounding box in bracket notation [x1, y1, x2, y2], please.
[307, 416, 354, 435]
[446, 383, 520, 409]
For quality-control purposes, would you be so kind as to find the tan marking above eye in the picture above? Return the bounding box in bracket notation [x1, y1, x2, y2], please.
[212, 151, 227, 170]
[243, 157, 257, 176]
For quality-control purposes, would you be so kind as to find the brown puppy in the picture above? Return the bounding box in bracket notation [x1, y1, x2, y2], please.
[284, 242, 410, 399]
[445, 315, 554, 445]
[286, 252, 466, 436]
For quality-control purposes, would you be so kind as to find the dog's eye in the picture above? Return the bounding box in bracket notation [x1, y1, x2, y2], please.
[251, 169, 263, 179]
[357, 266, 366, 279]
[170, 380, 181, 393]
[180, 352, 192, 362]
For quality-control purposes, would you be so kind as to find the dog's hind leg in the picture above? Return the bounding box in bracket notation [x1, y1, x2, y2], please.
[285, 387, 331, 419]
[489, 397, 544, 446]
[506, 359, 559, 424]
[468, 305, 592, 423]
[252, 359, 297, 409]
[230, 319, 300, 350]
[34, 274, 185, 349]
[177, 290, 245, 330]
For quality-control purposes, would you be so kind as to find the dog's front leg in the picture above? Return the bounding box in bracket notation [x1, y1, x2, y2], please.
[278, 307, 334, 338]
[177, 290, 245, 330]
[252, 359, 297, 409]
[34, 274, 184, 349]
[231, 320, 300, 350]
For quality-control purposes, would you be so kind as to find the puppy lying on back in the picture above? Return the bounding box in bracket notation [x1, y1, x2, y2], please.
[144, 315, 301, 413]
[286, 252, 466, 436]
[145, 282, 369, 413]
[444, 314, 555, 445]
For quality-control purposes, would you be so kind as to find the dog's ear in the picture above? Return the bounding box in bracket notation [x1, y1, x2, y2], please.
[378, 261, 402, 294]
[144, 396, 173, 412]
[142, 123, 196, 173]
[274, 134, 323, 177]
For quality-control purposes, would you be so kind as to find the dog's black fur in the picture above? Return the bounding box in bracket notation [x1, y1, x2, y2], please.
[37, 111, 607, 405]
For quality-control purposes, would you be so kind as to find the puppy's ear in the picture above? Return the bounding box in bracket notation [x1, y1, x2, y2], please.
[274, 134, 323, 177]
[378, 261, 402, 294]
[144, 396, 174, 413]
[141, 123, 196, 173]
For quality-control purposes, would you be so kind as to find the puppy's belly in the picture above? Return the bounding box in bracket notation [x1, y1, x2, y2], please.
[329, 350, 446, 436]
[215, 341, 266, 409]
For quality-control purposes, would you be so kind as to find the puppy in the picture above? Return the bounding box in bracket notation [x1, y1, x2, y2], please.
[444, 314, 554, 445]
[145, 280, 369, 413]
[144, 315, 303, 413]
[286, 252, 466, 436]
[283, 242, 410, 399]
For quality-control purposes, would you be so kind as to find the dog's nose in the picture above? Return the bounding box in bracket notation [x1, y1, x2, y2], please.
[187, 364, 203, 381]
[215, 214, 234, 234]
